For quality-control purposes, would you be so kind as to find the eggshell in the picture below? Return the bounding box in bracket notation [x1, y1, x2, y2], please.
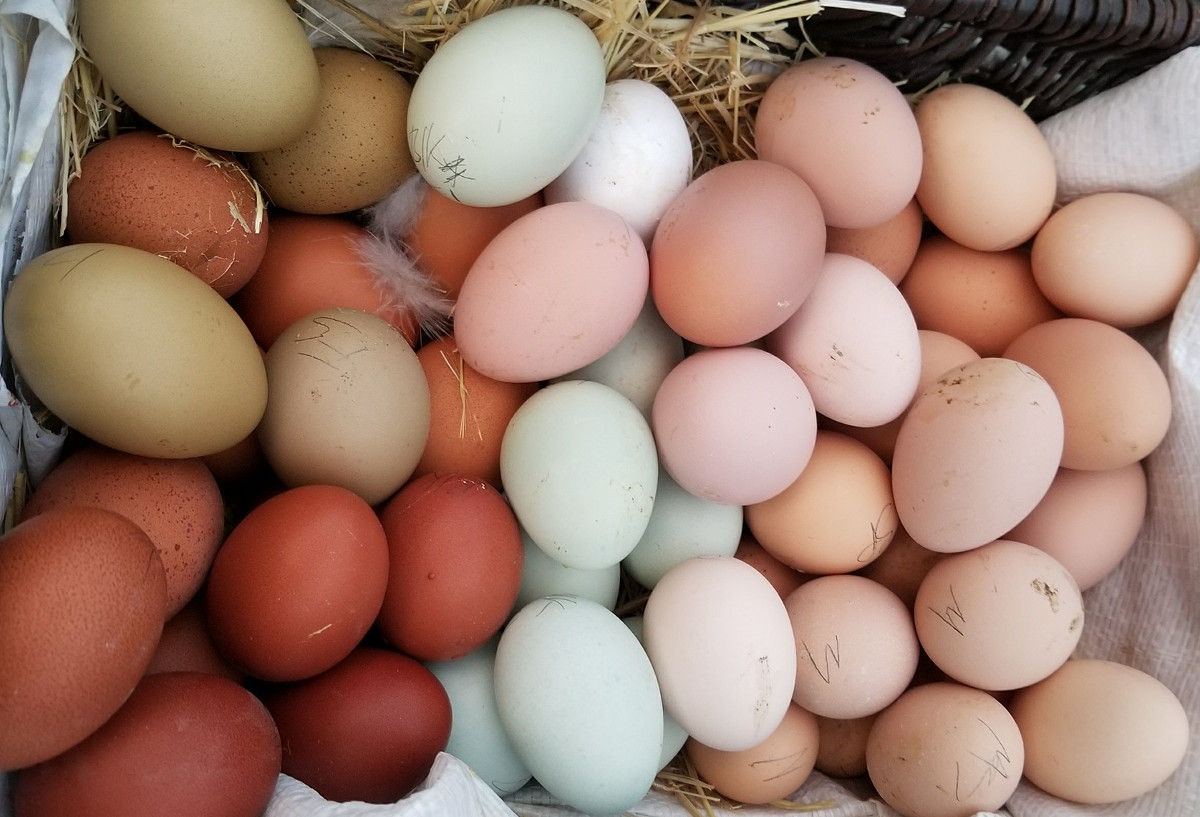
[514, 527, 621, 611]
[413, 335, 536, 488]
[4, 243, 268, 459]
[650, 159, 825, 347]
[11, 671, 280, 817]
[622, 469, 744, 589]
[406, 4, 605, 206]
[144, 600, 243, 682]
[856, 525, 947, 610]
[914, 82, 1057, 251]
[247, 47, 414, 214]
[1006, 463, 1147, 591]
[204, 484, 390, 682]
[405, 183, 542, 301]
[425, 640, 533, 796]
[376, 473, 523, 662]
[825, 197, 925, 285]
[261, 646, 452, 804]
[1003, 317, 1172, 471]
[914, 539, 1084, 691]
[258, 307, 431, 505]
[767, 253, 922, 427]
[454, 201, 649, 383]
[866, 682, 1024, 817]
[784, 574, 920, 719]
[891, 357, 1064, 553]
[747, 430, 899, 575]
[685, 702, 819, 805]
[899, 234, 1062, 357]
[1009, 658, 1190, 804]
[501, 380, 658, 570]
[651, 346, 818, 506]
[230, 212, 418, 348]
[65, 130, 267, 297]
[544, 78, 694, 243]
[0, 507, 167, 770]
[22, 445, 224, 617]
[495, 596, 663, 815]
[1030, 191, 1199, 328]
[815, 713, 876, 778]
[755, 57, 923, 229]
[643, 555, 798, 752]
[76, 0, 320, 152]
[734, 534, 810, 599]
[622, 616, 689, 771]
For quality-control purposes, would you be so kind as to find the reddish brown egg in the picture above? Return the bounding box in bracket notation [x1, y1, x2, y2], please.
[377, 473, 524, 661]
[65, 129, 267, 298]
[414, 335, 538, 488]
[22, 445, 225, 617]
[11, 671, 281, 817]
[0, 506, 167, 770]
[144, 600, 243, 683]
[261, 646, 452, 803]
[230, 212, 418, 349]
[204, 484, 389, 682]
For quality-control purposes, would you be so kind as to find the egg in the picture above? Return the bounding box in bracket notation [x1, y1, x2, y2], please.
[204, 484, 390, 682]
[76, 0, 321, 152]
[650, 159, 826, 347]
[856, 525, 948, 610]
[514, 527, 621, 611]
[755, 57, 924, 229]
[11, 671, 281, 817]
[734, 534, 810, 599]
[746, 430, 899, 575]
[1030, 191, 1199, 327]
[22, 445, 224, 617]
[261, 646, 452, 804]
[784, 574, 920, 719]
[914, 82, 1057, 251]
[825, 197, 925, 285]
[1003, 317, 1172, 470]
[1009, 658, 1190, 804]
[258, 307, 431, 505]
[815, 713, 877, 778]
[406, 4, 606, 206]
[651, 346, 817, 506]
[65, 130, 267, 297]
[376, 473, 523, 662]
[914, 539, 1084, 691]
[144, 600, 243, 682]
[247, 47, 415, 214]
[453, 201, 650, 384]
[4, 243, 268, 459]
[622, 616, 690, 771]
[0, 507, 167, 770]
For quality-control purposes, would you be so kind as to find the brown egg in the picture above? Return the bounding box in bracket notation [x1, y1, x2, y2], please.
[900, 233, 1062, 356]
[405, 182, 543, 300]
[414, 335, 538, 487]
[22, 445, 225, 617]
[377, 473, 524, 662]
[12, 671, 280, 817]
[855, 525, 947, 610]
[0, 506, 167, 770]
[65, 129, 267, 297]
[144, 600, 243, 683]
[261, 646, 452, 804]
[230, 212, 419, 349]
[733, 534, 809, 598]
[247, 47, 414, 214]
[825, 197, 925, 285]
[815, 713, 877, 778]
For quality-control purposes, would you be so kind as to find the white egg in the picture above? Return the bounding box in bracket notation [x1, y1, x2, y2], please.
[545, 78, 695, 243]
[406, 5, 606, 206]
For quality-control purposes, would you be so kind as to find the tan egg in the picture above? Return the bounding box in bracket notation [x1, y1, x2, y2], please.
[1031, 191, 1199, 328]
[856, 525, 947, 610]
[824, 197, 925, 285]
[816, 713, 877, 778]
[1004, 318, 1172, 470]
[733, 534, 810, 599]
[747, 430, 898, 575]
[914, 82, 1056, 251]
[248, 47, 415, 214]
[900, 234, 1061, 356]
[76, 0, 320, 153]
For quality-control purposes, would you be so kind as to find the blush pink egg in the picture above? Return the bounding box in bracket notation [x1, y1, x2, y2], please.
[454, 201, 649, 383]
[651, 346, 817, 506]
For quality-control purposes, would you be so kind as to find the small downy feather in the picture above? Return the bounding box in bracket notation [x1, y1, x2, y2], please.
[358, 173, 454, 338]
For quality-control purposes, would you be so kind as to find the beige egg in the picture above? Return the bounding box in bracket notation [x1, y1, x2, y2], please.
[248, 47, 415, 214]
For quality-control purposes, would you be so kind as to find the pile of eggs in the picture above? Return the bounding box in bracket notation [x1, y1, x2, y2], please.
[1, 2, 1196, 817]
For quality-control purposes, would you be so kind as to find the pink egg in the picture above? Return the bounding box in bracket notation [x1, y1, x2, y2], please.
[651, 346, 817, 506]
[454, 201, 649, 383]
